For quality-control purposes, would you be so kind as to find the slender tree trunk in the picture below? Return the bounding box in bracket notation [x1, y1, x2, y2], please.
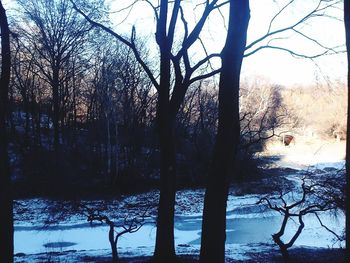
[106, 113, 112, 183]
[24, 98, 30, 145]
[52, 67, 60, 151]
[0, 2, 13, 262]
[280, 246, 290, 261]
[8, 89, 15, 135]
[154, 118, 177, 262]
[72, 61, 78, 146]
[108, 224, 118, 262]
[36, 107, 42, 147]
[345, 0, 350, 258]
[30, 95, 37, 146]
[153, 67, 177, 262]
[114, 116, 119, 185]
[199, 1, 250, 262]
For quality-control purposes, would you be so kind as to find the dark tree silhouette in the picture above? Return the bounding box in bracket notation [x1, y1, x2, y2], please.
[78, 203, 149, 262]
[345, 0, 350, 257]
[70, 1, 338, 262]
[5, 0, 340, 261]
[0, 1, 13, 262]
[258, 176, 342, 260]
[199, 1, 341, 261]
[17, 0, 90, 151]
[199, 1, 250, 262]
[71, 1, 223, 261]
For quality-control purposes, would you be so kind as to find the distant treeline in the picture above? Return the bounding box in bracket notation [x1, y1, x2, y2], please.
[6, 0, 346, 197]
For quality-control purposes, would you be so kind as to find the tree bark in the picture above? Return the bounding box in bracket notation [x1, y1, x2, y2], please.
[0, 1, 14, 262]
[345, 0, 350, 258]
[153, 1, 177, 261]
[154, 118, 177, 262]
[71, 2, 217, 261]
[108, 224, 119, 262]
[199, 1, 250, 262]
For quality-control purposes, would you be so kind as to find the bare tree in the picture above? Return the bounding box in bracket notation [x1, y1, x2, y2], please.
[200, 1, 250, 262]
[40, 197, 155, 263]
[199, 1, 342, 261]
[0, 1, 13, 262]
[77, 203, 149, 262]
[84, 38, 152, 186]
[239, 81, 288, 149]
[17, 0, 91, 151]
[11, 33, 47, 147]
[71, 1, 225, 261]
[7, 0, 341, 261]
[92, 44, 123, 183]
[258, 175, 343, 260]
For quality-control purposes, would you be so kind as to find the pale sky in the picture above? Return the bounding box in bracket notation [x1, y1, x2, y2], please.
[245, 0, 346, 86]
[3, 0, 347, 86]
[105, 0, 347, 86]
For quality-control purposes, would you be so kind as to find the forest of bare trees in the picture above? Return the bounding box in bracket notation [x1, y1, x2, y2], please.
[1, 0, 349, 262]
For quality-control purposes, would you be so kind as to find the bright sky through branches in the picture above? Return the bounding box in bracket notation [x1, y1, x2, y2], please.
[245, 0, 346, 86]
[3, 0, 347, 86]
[105, 0, 346, 86]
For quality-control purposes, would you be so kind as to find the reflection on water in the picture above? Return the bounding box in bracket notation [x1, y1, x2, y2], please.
[43, 242, 77, 248]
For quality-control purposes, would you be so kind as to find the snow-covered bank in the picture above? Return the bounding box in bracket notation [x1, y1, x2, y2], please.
[14, 140, 346, 262]
[263, 139, 345, 170]
[14, 191, 344, 260]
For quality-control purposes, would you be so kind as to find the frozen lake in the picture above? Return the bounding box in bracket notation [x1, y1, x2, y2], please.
[14, 158, 345, 260]
[14, 197, 344, 256]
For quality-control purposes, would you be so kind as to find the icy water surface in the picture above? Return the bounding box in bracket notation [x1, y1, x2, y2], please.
[15, 199, 344, 255]
[14, 161, 345, 257]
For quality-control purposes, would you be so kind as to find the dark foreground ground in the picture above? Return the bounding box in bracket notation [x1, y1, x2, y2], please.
[15, 246, 346, 263]
[244, 247, 346, 262]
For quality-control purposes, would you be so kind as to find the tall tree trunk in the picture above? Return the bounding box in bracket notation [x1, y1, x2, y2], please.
[345, 0, 350, 258]
[199, 1, 250, 263]
[154, 117, 177, 262]
[153, 1, 177, 260]
[0, 2, 14, 262]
